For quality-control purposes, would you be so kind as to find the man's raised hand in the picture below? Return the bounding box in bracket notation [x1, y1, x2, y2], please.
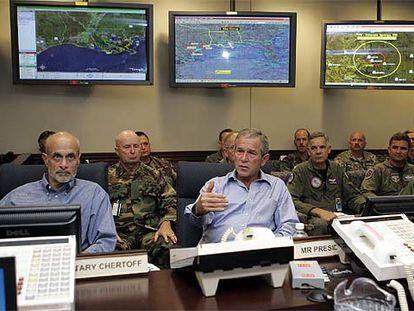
[194, 181, 228, 216]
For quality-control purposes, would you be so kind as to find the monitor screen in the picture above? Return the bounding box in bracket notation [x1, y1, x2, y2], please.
[0, 257, 17, 311]
[362, 195, 414, 218]
[169, 11, 297, 87]
[0, 204, 81, 253]
[10, 0, 153, 85]
[321, 21, 414, 89]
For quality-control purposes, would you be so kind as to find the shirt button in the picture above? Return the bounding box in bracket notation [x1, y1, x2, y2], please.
[245, 213, 249, 216]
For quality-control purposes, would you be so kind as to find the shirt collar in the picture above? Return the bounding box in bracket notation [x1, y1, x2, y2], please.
[228, 169, 272, 186]
[41, 173, 75, 194]
[384, 159, 408, 172]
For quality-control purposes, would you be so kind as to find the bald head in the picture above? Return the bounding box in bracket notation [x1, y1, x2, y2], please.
[115, 130, 138, 147]
[348, 131, 366, 154]
[114, 130, 141, 167]
[42, 131, 81, 190]
[44, 131, 80, 156]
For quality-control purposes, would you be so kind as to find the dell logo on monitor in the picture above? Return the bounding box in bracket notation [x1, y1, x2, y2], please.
[5, 229, 30, 237]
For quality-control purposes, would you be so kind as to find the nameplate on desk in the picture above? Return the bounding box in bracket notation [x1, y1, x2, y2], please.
[294, 238, 342, 259]
[75, 251, 148, 279]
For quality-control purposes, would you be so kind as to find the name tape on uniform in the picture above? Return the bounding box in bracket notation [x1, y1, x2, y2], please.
[76, 251, 148, 279]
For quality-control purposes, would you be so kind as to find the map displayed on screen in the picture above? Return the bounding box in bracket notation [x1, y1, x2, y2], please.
[174, 15, 292, 84]
[16, 5, 149, 81]
[324, 24, 414, 87]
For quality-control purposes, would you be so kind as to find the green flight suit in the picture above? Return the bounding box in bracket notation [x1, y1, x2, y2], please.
[400, 180, 414, 195]
[108, 162, 177, 268]
[334, 150, 379, 172]
[288, 160, 365, 236]
[360, 160, 414, 197]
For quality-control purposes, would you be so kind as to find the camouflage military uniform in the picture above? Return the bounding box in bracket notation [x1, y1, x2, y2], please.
[280, 152, 309, 172]
[205, 151, 223, 163]
[360, 160, 414, 196]
[145, 156, 177, 188]
[334, 150, 379, 172]
[288, 160, 365, 236]
[108, 162, 177, 268]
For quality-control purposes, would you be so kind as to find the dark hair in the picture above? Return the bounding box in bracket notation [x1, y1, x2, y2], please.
[219, 128, 233, 141]
[404, 130, 414, 135]
[294, 128, 310, 139]
[37, 130, 55, 153]
[389, 132, 411, 148]
[135, 131, 149, 140]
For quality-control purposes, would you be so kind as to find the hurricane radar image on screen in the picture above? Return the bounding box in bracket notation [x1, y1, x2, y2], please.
[173, 14, 294, 86]
[323, 23, 414, 89]
[13, 3, 151, 83]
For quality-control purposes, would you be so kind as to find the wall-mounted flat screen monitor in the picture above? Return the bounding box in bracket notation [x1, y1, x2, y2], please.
[169, 11, 297, 88]
[10, 0, 153, 85]
[321, 21, 414, 89]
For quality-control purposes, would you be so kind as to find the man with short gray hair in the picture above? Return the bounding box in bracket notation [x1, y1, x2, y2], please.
[186, 128, 299, 243]
[288, 131, 365, 236]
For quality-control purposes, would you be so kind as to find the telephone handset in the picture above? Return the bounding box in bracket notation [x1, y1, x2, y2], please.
[221, 227, 276, 243]
[350, 220, 397, 264]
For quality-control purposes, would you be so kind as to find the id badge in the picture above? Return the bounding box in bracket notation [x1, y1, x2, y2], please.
[112, 201, 121, 216]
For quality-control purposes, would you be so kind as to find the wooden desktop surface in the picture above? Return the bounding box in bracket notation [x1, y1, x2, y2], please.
[75, 262, 338, 310]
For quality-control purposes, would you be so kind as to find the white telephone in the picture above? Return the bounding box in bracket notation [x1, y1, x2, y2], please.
[221, 227, 276, 243]
[333, 216, 414, 311]
[349, 220, 397, 264]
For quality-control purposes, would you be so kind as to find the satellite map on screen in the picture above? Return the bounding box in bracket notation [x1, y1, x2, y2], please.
[325, 25, 414, 86]
[174, 16, 291, 83]
[35, 9, 148, 75]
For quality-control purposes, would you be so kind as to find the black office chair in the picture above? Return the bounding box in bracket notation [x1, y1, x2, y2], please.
[0, 162, 109, 199]
[175, 161, 278, 247]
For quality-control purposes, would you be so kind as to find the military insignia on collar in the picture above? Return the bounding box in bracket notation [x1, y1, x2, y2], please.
[311, 176, 322, 188]
[403, 174, 414, 182]
[365, 169, 374, 179]
[328, 177, 337, 185]
[391, 174, 400, 183]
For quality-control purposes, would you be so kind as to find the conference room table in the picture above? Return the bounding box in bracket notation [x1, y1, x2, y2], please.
[76, 259, 339, 310]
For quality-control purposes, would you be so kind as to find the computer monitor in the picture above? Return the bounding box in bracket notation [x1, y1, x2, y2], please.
[0, 204, 81, 253]
[362, 195, 414, 218]
[321, 21, 414, 89]
[0, 257, 17, 311]
[169, 11, 297, 88]
[10, 0, 153, 85]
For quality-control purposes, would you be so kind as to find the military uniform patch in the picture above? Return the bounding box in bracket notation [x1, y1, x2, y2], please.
[365, 169, 374, 179]
[403, 174, 414, 182]
[328, 177, 337, 185]
[391, 174, 400, 183]
[311, 176, 322, 188]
